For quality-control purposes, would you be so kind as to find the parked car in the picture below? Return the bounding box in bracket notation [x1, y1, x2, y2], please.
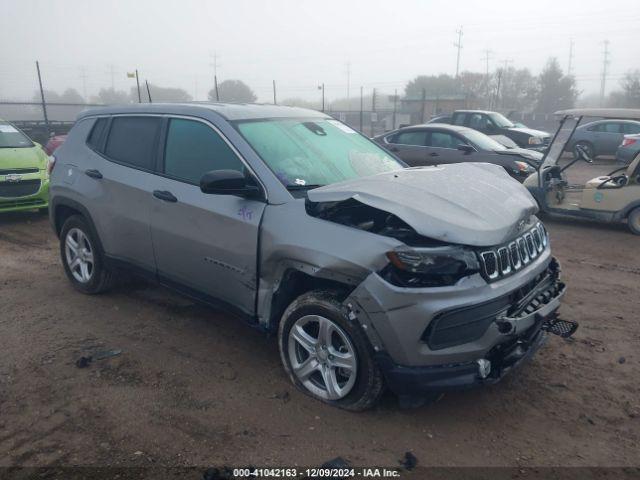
[567, 119, 640, 160]
[0, 119, 50, 213]
[373, 124, 540, 182]
[50, 103, 574, 410]
[44, 133, 68, 155]
[616, 133, 640, 165]
[451, 110, 551, 152]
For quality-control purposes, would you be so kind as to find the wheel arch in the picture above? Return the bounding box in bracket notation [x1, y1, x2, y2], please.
[265, 267, 356, 333]
[50, 197, 105, 253]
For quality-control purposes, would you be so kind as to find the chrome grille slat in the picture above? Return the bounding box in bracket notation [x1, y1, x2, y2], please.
[478, 223, 548, 283]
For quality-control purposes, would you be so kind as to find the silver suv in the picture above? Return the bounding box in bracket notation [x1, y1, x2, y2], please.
[49, 103, 572, 410]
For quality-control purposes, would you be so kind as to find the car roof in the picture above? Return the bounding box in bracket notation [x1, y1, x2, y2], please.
[398, 123, 470, 132]
[453, 110, 496, 114]
[579, 118, 640, 126]
[555, 108, 640, 119]
[76, 102, 330, 121]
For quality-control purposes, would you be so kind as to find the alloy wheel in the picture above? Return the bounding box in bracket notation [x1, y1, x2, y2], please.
[287, 314, 358, 400]
[65, 227, 94, 283]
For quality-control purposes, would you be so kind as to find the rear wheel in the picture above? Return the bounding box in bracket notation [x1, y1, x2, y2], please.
[60, 215, 114, 294]
[278, 290, 384, 411]
[628, 207, 640, 235]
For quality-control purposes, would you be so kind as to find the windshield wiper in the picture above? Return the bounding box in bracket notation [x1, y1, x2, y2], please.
[285, 184, 324, 191]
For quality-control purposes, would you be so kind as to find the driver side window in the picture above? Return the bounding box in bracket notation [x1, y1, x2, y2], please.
[164, 118, 244, 184]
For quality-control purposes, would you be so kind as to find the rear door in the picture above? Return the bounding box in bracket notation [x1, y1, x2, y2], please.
[86, 115, 160, 271]
[150, 116, 266, 315]
[384, 129, 429, 166]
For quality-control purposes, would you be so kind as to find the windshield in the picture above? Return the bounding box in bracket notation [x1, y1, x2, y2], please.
[462, 129, 507, 151]
[236, 118, 403, 189]
[0, 122, 34, 148]
[488, 112, 515, 128]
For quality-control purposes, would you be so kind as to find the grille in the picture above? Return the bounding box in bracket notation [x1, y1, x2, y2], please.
[0, 168, 39, 175]
[479, 223, 548, 282]
[0, 179, 41, 198]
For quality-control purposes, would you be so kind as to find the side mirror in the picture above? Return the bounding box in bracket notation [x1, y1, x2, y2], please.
[200, 169, 261, 198]
[457, 144, 475, 155]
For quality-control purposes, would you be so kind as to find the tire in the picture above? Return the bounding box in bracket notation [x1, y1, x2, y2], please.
[628, 207, 640, 235]
[573, 141, 595, 160]
[278, 290, 384, 411]
[59, 215, 114, 294]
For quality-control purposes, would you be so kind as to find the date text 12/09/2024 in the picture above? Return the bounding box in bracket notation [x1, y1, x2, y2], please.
[232, 467, 402, 477]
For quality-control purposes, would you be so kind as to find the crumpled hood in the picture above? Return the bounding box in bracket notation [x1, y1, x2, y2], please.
[0, 145, 48, 170]
[507, 127, 550, 139]
[307, 163, 538, 247]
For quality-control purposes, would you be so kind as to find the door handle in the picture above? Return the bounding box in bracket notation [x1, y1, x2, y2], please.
[85, 169, 103, 179]
[429, 152, 439, 157]
[153, 190, 178, 203]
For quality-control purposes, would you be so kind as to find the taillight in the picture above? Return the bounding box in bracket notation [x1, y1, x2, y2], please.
[47, 155, 56, 176]
[622, 138, 637, 147]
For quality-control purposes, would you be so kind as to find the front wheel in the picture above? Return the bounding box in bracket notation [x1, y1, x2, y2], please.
[628, 207, 640, 235]
[278, 290, 384, 411]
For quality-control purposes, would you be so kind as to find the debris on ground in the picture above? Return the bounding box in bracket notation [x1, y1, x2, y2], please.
[202, 467, 235, 480]
[400, 451, 418, 471]
[618, 356, 626, 364]
[320, 457, 350, 469]
[75, 349, 122, 368]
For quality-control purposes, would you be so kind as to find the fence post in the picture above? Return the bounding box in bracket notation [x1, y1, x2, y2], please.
[35, 61, 50, 137]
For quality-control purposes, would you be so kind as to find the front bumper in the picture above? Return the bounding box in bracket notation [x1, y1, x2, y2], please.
[0, 176, 49, 213]
[376, 289, 561, 395]
[347, 251, 565, 394]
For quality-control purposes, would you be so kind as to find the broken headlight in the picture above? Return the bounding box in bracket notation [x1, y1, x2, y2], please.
[382, 246, 480, 288]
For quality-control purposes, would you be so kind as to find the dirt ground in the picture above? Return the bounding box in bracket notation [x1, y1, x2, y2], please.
[1, 160, 639, 470]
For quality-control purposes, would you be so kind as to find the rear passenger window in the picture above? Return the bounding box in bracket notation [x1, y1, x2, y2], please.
[163, 118, 244, 184]
[603, 122, 621, 133]
[104, 116, 161, 170]
[394, 131, 428, 146]
[87, 117, 108, 151]
[623, 123, 640, 134]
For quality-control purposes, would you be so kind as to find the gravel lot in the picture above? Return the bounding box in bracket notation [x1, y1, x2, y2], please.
[1, 161, 638, 470]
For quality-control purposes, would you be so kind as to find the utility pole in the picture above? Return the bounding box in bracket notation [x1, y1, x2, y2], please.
[210, 51, 221, 101]
[272, 80, 277, 105]
[482, 49, 493, 108]
[107, 64, 116, 90]
[567, 39, 574, 76]
[346, 61, 351, 110]
[214, 75, 220, 101]
[79, 66, 88, 102]
[359, 86, 363, 132]
[145, 80, 152, 103]
[135, 69, 141, 103]
[35, 61, 49, 137]
[454, 26, 463, 78]
[420, 88, 427, 123]
[392, 89, 398, 130]
[318, 83, 325, 112]
[372, 88, 377, 112]
[600, 40, 610, 106]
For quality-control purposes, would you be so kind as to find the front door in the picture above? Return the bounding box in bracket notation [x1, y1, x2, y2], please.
[150, 117, 266, 316]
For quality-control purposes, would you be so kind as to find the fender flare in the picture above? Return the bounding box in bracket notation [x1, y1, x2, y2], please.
[50, 196, 105, 254]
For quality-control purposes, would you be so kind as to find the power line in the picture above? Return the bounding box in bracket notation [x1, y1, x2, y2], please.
[454, 26, 463, 78]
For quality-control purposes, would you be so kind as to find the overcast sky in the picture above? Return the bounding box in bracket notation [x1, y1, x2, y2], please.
[2, 0, 639, 103]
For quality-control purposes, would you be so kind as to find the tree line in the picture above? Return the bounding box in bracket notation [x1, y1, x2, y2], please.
[32, 58, 640, 113]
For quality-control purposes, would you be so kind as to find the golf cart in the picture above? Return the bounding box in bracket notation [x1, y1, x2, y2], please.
[524, 108, 640, 235]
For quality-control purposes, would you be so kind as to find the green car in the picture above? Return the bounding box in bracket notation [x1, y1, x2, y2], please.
[0, 119, 50, 213]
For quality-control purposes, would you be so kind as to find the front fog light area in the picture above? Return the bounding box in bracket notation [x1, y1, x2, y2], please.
[477, 359, 491, 379]
[382, 246, 480, 288]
